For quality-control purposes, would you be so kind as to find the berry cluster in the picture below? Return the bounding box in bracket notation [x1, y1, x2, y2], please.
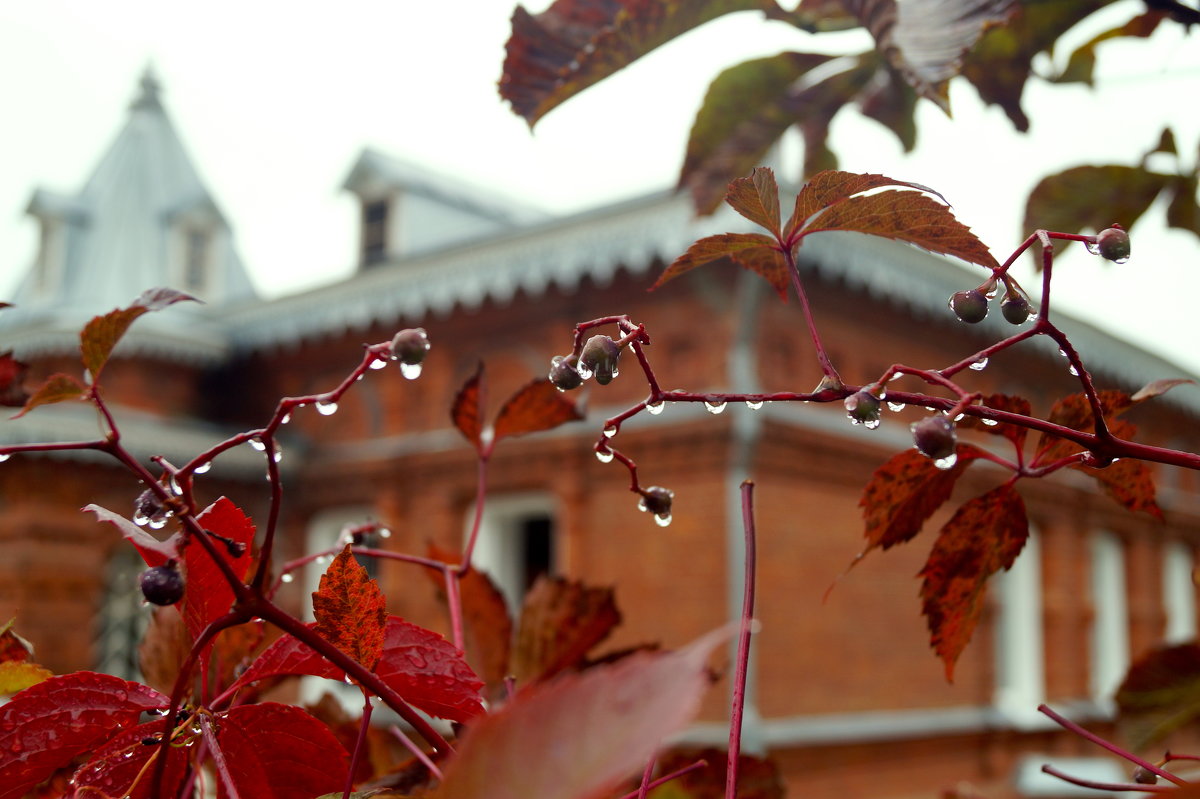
[948, 282, 1031, 326]
[549, 334, 624, 390]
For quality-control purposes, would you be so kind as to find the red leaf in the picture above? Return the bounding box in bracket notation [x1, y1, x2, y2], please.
[957, 393, 1032, 449]
[0, 619, 33, 664]
[858, 444, 984, 556]
[181, 499, 256, 650]
[784, 170, 946, 240]
[0, 671, 168, 799]
[232, 617, 485, 722]
[84, 503, 183, 563]
[652, 233, 784, 296]
[0, 352, 30, 408]
[452, 363, 485, 451]
[1070, 420, 1162, 519]
[429, 544, 513, 691]
[493, 378, 584, 443]
[11, 373, 85, 419]
[920, 484, 1028, 681]
[436, 627, 731, 799]
[798, 189, 999, 270]
[214, 703, 349, 799]
[512, 576, 621, 685]
[1034, 389, 1132, 464]
[500, 0, 781, 127]
[71, 719, 192, 799]
[726, 167, 782, 236]
[313, 545, 388, 672]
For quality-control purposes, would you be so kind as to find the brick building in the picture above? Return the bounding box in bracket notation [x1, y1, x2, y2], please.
[3, 71, 1200, 797]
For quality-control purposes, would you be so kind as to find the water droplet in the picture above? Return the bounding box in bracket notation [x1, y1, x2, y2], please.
[876, 389, 887, 401]
[1113, 254, 1130, 265]
[1058, 348, 1068, 358]
[575, 362, 594, 381]
[1068, 365, 1080, 377]
[407, 652, 429, 669]
[315, 555, 331, 566]
[595, 449, 614, 464]
[982, 418, 999, 427]
[369, 358, 387, 370]
[887, 401, 905, 413]
[400, 362, 423, 380]
[272, 449, 282, 463]
[194, 461, 211, 475]
[148, 518, 166, 530]
[603, 424, 618, 438]
[355, 373, 364, 382]
[168, 474, 182, 496]
[379, 527, 392, 539]
[984, 285, 999, 300]
[133, 511, 150, 526]
[969, 357, 988, 371]
[1086, 240, 1101, 256]
[745, 400, 763, 410]
[846, 413, 862, 426]
[864, 418, 881, 430]
[280, 412, 292, 425]
[889, 373, 903, 382]
[646, 400, 665, 416]
[953, 413, 965, 422]
[0, 454, 9, 463]
[344, 675, 355, 685]
[281, 573, 294, 584]
[249, 438, 266, 452]
[705, 400, 727, 415]
[654, 513, 672, 528]
[316, 400, 338, 416]
[934, 453, 959, 470]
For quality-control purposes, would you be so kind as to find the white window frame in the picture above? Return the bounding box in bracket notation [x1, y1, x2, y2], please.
[465, 493, 558, 616]
[993, 527, 1045, 727]
[1089, 530, 1129, 711]
[1164, 539, 1197, 644]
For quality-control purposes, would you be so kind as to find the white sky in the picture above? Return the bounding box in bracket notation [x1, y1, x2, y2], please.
[2, 1, 1199, 372]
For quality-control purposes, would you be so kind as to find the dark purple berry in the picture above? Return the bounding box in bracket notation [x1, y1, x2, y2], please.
[911, 416, 957, 461]
[390, 328, 430, 365]
[133, 488, 168, 527]
[638, 486, 674, 516]
[548, 355, 583, 391]
[1095, 226, 1130, 262]
[949, 289, 988, 324]
[844, 390, 881, 426]
[1000, 292, 1031, 325]
[1132, 766, 1158, 785]
[140, 563, 185, 606]
[580, 335, 621, 386]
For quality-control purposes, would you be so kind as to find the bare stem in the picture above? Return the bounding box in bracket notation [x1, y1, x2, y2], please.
[727, 480, 757, 799]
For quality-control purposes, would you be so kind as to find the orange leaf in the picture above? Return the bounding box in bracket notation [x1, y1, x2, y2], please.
[726, 167, 781, 237]
[858, 444, 984, 556]
[0, 661, 53, 695]
[512, 576, 621, 685]
[435, 627, 731, 799]
[493, 379, 584, 443]
[1070, 420, 1162, 519]
[313, 545, 387, 672]
[652, 233, 784, 296]
[784, 170, 946, 240]
[1034, 389, 1132, 464]
[452, 363, 485, 452]
[11, 373, 85, 419]
[428, 544, 512, 691]
[957, 393, 1032, 449]
[78, 289, 198, 383]
[920, 483, 1028, 681]
[799, 189, 999, 270]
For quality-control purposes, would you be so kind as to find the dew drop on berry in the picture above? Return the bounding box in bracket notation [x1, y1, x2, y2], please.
[148, 517, 167, 530]
[603, 424, 617, 438]
[316, 400, 338, 416]
[281, 573, 294, 584]
[705, 400, 727, 415]
[575, 362, 594, 381]
[745, 399, 763, 410]
[933, 453, 959, 470]
[654, 512, 672, 527]
[133, 510, 150, 526]
[864, 418, 881, 430]
[194, 461, 211, 475]
[168, 474, 182, 496]
[0, 454, 10, 463]
[400, 361, 423, 380]
[887, 401, 905, 412]
[595, 449, 614, 464]
[1086, 240, 1101, 256]
[1113, 254, 1130, 265]
[647, 400, 665, 415]
[969, 357, 988, 371]
[369, 358, 387, 370]
[249, 437, 266, 452]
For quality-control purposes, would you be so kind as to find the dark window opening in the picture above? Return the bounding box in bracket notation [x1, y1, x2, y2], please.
[362, 199, 390, 266]
[519, 514, 554, 595]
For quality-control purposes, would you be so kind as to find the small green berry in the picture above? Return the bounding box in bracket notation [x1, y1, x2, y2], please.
[844, 390, 882, 427]
[911, 416, 957, 461]
[580, 335, 621, 386]
[949, 289, 988, 324]
[1095, 227, 1131, 263]
[390, 328, 430, 365]
[1000, 293, 1031, 325]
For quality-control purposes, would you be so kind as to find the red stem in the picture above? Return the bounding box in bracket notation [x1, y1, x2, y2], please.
[342, 691, 374, 799]
[201, 715, 244, 799]
[727, 480, 757, 799]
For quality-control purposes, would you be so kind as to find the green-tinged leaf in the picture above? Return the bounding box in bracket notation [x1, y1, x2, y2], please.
[844, 0, 1017, 111]
[680, 51, 836, 213]
[958, 393, 1032, 449]
[80, 307, 146, 381]
[785, 169, 945, 238]
[652, 233, 785, 296]
[435, 627, 731, 799]
[1053, 11, 1166, 85]
[1167, 174, 1200, 237]
[313, 545, 388, 671]
[452, 363, 485, 452]
[859, 66, 919, 152]
[727, 167, 782, 236]
[1070, 419, 1162, 519]
[858, 444, 985, 556]
[513, 576, 621, 684]
[793, 56, 878, 180]
[0, 352, 29, 408]
[493, 379, 584, 443]
[1023, 165, 1171, 262]
[11, 373, 84, 419]
[1117, 643, 1200, 748]
[962, 0, 1111, 131]
[500, 0, 782, 127]
[1132, 378, 1194, 403]
[920, 483, 1028, 681]
[799, 189, 1000, 270]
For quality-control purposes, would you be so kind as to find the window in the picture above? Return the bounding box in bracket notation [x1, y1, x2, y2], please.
[361, 199, 390, 266]
[993, 527, 1045, 726]
[35, 219, 64, 296]
[94, 547, 151, 681]
[183, 228, 211, 293]
[1089, 531, 1129, 708]
[1164, 539, 1197, 644]
[467, 494, 557, 615]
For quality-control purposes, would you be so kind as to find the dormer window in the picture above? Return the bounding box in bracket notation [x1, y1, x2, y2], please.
[35, 219, 65, 296]
[168, 209, 221, 300]
[184, 228, 212, 293]
[362, 198, 391, 266]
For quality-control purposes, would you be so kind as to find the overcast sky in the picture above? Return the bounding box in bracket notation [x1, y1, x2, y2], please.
[2, 1, 1199, 373]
